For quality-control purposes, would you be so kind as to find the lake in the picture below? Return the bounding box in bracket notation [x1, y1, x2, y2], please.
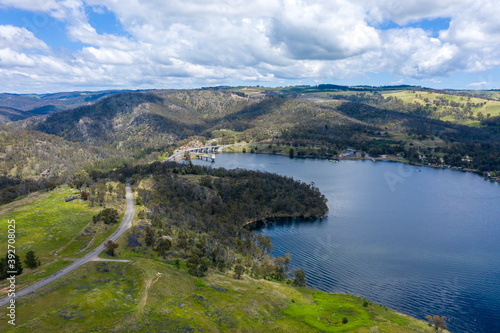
[193, 153, 500, 332]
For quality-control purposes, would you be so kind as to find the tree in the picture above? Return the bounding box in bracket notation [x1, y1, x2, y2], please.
[234, 263, 244, 279]
[187, 254, 208, 277]
[257, 235, 274, 254]
[0, 257, 7, 280]
[186, 255, 199, 275]
[24, 250, 40, 269]
[116, 183, 126, 201]
[108, 183, 114, 195]
[72, 172, 91, 191]
[4, 253, 22, 276]
[425, 315, 448, 332]
[144, 226, 156, 246]
[293, 269, 306, 286]
[89, 193, 96, 207]
[177, 237, 189, 256]
[95, 183, 107, 206]
[274, 253, 291, 280]
[105, 240, 119, 256]
[93, 208, 119, 224]
[80, 190, 88, 201]
[156, 238, 172, 258]
[199, 175, 213, 188]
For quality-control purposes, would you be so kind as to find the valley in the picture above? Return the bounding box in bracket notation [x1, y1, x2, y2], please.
[1, 84, 499, 332]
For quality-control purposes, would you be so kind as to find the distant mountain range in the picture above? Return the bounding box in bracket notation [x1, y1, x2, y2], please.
[0, 90, 130, 123]
[1, 85, 498, 181]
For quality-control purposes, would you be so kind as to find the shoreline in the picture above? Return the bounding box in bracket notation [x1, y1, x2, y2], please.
[216, 144, 500, 184]
[243, 215, 324, 229]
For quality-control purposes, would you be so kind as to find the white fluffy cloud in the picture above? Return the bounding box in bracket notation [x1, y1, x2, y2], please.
[0, 0, 60, 12]
[0, 0, 499, 92]
[0, 25, 49, 51]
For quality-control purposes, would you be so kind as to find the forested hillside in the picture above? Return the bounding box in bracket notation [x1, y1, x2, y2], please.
[0, 126, 132, 204]
[106, 161, 327, 273]
[0, 86, 489, 332]
[0, 126, 131, 179]
[3, 85, 500, 192]
[0, 90, 124, 115]
[0, 107, 36, 123]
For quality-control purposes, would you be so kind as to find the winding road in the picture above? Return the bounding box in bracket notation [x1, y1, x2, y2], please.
[0, 183, 136, 307]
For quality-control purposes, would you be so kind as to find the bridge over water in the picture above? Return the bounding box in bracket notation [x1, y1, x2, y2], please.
[164, 143, 258, 163]
[165, 145, 226, 162]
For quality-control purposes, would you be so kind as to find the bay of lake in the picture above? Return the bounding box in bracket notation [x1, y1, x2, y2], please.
[193, 153, 500, 332]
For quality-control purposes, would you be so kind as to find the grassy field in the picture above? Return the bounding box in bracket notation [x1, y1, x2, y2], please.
[0, 256, 439, 333]
[0, 185, 123, 297]
[0, 186, 99, 258]
[0, 184, 443, 332]
[382, 90, 500, 125]
[454, 90, 500, 101]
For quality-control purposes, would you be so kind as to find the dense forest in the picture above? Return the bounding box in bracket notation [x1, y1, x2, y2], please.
[0, 126, 132, 204]
[1, 85, 499, 206]
[0, 86, 497, 330]
[87, 161, 327, 280]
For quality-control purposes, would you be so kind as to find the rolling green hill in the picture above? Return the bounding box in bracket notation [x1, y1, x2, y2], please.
[0, 258, 440, 333]
[381, 90, 500, 126]
[0, 178, 442, 333]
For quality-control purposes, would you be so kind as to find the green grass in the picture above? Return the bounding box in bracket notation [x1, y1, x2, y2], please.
[0, 185, 443, 332]
[382, 90, 500, 125]
[0, 186, 99, 258]
[0, 258, 441, 333]
[211, 129, 241, 138]
[0, 260, 72, 294]
[0, 185, 125, 299]
[283, 293, 371, 331]
[0, 185, 122, 260]
[57, 219, 120, 258]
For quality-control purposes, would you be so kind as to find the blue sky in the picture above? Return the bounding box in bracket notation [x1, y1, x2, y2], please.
[0, 0, 499, 93]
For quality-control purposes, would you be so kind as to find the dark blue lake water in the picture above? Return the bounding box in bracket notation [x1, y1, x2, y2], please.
[193, 153, 500, 332]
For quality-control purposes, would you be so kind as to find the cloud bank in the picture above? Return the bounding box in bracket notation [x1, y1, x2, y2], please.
[0, 0, 499, 92]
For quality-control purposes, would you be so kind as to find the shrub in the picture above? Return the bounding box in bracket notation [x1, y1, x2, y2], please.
[187, 255, 208, 277]
[105, 240, 118, 256]
[93, 208, 119, 224]
[293, 269, 306, 286]
[234, 264, 245, 279]
[80, 191, 88, 200]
